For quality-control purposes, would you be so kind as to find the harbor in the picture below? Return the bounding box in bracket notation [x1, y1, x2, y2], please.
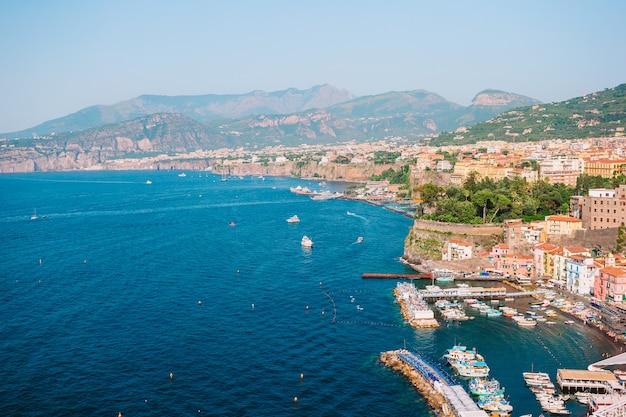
[389, 275, 626, 416]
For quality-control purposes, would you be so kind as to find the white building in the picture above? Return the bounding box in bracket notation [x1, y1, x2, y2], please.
[442, 240, 474, 261]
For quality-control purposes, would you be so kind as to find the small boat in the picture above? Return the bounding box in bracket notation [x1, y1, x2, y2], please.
[565, 320, 575, 325]
[178, 172, 186, 177]
[301, 235, 313, 248]
[229, 221, 236, 227]
[435, 276, 455, 283]
[146, 180, 152, 184]
[31, 208, 38, 220]
[286, 215, 300, 223]
[356, 236, 363, 243]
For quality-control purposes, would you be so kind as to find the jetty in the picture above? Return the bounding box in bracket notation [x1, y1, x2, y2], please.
[380, 349, 488, 417]
[362, 272, 432, 279]
[394, 282, 439, 328]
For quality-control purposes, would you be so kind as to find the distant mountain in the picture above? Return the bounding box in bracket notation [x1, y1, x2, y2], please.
[0, 85, 544, 172]
[430, 84, 626, 145]
[207, 89, 541, 147]
[2, 84, 354, 139]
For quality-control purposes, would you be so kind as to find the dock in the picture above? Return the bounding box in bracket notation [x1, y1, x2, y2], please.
[557, 369, 625, 394]
[419, 286, 543, 301]
[380, 349, 488, 417]
[362, 272, 432, 279]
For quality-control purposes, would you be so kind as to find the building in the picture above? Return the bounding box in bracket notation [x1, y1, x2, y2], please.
[584, 158, 626, 178]
[442, 240, 474, 261]
[580, 185, 626, 230]
[544, 215, 583, 238]
[565, 255, 598, 295]
[594, 265, 626, 304]
[532, 242, 558, 279]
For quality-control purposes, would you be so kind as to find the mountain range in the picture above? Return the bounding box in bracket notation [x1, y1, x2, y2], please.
[3, 83, 623, 173]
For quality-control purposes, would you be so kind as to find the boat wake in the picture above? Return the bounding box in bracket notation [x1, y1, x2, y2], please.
[346, 211, 367, 222]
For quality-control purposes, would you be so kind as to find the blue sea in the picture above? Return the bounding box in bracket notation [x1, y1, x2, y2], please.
[0, 171, 619, 417]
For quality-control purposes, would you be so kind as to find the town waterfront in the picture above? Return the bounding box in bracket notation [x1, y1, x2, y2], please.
[0, 171, 620, 416]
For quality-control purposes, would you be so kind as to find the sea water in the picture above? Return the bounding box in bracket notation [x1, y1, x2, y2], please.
[0, 171, 618, 416]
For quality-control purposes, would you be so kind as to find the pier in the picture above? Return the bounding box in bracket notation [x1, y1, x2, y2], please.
[380, 349, 488, 417]
[362, 272, 432, 279]
[556, 369, 625, 394]
[418, 285, 544, 301]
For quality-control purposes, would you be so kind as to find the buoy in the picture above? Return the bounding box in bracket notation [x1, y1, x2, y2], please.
[170, 372, 173, 380]
[251, 303, 255, 309]
[321, 310, 325, 315]
[83, 259, 87, 264]
[198, 300, 202, 305]
[305, 305, 309, 310]
[39, 258, 42, 265]
[293, 396, 298, 403]
[237, 269, 240, 274]
[300, 373, 304, 380]
[319, 282, 322, 287]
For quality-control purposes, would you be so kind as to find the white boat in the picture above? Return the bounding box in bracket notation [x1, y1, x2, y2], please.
[31, 208, 38, 220]
[146, 180, 152, 184]
[178, 172, 186, 177]
[301, 235, 313, 248]
[356, 236, 363, 243]
[286, 215, 300, 223]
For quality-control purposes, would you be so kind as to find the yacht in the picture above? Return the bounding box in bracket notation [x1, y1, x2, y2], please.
[287, 215, 300, 223]
[301, 235, 313, 248]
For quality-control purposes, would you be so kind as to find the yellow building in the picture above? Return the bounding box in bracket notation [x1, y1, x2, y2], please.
[544, 215, 584, 238]
[584, 158, 626, 178]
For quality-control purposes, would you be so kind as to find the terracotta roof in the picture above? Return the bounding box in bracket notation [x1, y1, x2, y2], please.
[546, 215, 582, 222]
[600, 266, 626, 276]
[566, 246, 589, 253]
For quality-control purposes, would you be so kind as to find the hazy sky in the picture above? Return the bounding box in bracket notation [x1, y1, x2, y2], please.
[1, 0, 625, 133]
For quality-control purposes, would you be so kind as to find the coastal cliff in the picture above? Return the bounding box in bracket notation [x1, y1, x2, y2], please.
[403, 219, 503, 271]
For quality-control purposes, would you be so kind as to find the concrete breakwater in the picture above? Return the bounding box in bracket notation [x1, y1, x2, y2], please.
[380, 350, 488, 417]
[380, 350, 455, 417]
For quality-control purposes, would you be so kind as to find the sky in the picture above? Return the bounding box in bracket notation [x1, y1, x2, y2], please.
[1, 0, 625, 133]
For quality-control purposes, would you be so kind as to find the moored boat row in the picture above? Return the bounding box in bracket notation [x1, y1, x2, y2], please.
[523, 371, 571, 415]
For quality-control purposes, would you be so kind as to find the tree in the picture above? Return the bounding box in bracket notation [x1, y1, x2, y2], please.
[472, 190, 494, 223]
[418, 183, 444, 212]
[488, 193, 512, 223]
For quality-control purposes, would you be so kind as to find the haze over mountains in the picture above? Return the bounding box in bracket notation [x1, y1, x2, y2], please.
[2, 83, 624, 173]
[2, 84, 538, 143]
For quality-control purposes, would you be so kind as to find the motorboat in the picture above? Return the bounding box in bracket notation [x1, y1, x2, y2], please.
[356, 236, 363, 243]
[287, 215, 300, 223]
[301, 235, 313, 248]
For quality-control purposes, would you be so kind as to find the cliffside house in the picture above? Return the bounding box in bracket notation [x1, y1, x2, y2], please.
[442, 239, 474, 261]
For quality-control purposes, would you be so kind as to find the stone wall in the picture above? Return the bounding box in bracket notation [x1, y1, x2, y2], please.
[411, 219, 504, 236]
[551, 228, 618, 252]
[403, 219, 504, 266]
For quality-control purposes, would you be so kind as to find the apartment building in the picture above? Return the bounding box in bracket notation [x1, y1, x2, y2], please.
[580, 185, 626, 230]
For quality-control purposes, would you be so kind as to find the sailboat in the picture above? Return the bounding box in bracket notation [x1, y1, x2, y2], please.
[31, 208, 38, 220]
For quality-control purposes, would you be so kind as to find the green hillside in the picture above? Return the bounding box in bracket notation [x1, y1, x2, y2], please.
[430, 83, 626, 146]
